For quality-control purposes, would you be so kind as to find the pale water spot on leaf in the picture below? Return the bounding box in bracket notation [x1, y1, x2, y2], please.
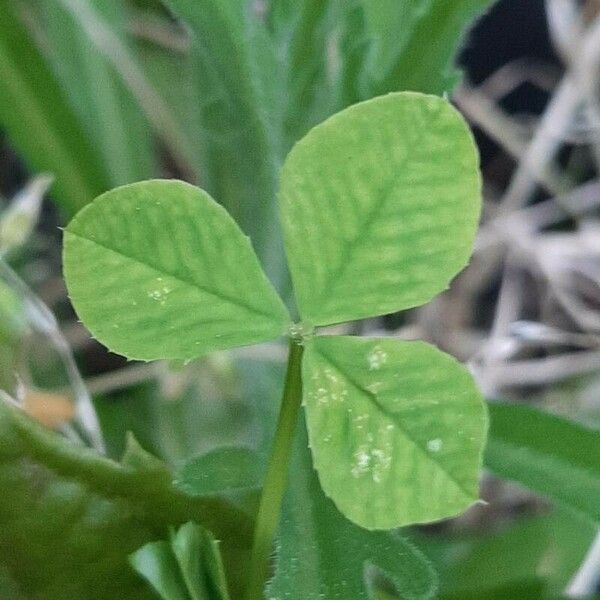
[367, 345, 388, 370]
[366, 381, 383, 394]
[315, 387, 329, 405]
[427, 438, 443, 452]
[351, 443, 392, 482]
[371, 448, 392, 483]
[353, 413, 369, 431]
[147, 281, 172, 306]
[323, 367, 339, 385]
[351, 446, 371, 478]
[308, 368, 348, 406]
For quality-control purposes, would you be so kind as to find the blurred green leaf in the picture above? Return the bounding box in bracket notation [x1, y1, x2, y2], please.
[266, 0, 337, 143]
[0, 566, 26, 599]
[130, 522, 231, 600]
[0, 398, 251, 599]
[457, 513, 592, 594]
[0, 279, 26, 392]
[440, 579, 552, 600]
[267, 0, 494, 133]
[303, 336, 487, 529]
[280, 92, 481, 326]
[0, 175, 51, 255]
[131, 541, 190, 600]
[176, 447, 261, 496]
[355, 0, 495, 98]
[64, 180, 290, 361]
[0, 278, 25, 341]
[0, 0, 108, 216]
[172, 522, 231, 600]
[413, 507, 596, 598]
[96, 356, 263, 467]
[360, 1, 427, 83]
[486, 402, 600, 522]
[29, 0, 155, 186]
[94, 382, 162, 461]
[268, 416, 438, 599]
[175, 446, 262, 518]
[161, 0, 289, 291]
[132, 28, 205, 176]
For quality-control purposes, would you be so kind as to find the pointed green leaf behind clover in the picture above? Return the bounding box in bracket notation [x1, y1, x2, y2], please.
[130, 521, 231, 600]
[63, 91, 486, 531]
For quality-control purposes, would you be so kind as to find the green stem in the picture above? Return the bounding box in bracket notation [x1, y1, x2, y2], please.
[245, 340, 304, 600]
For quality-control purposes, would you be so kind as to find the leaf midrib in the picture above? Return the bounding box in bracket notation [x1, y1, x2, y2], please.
[66, 229, 284, 324]
[309, 164, 407, 320]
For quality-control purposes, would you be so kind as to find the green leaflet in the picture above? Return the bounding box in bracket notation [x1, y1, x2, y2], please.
[0, 0, 108, 217]
[63, 180, 290, 361]
[130, 522, 231, 600]
[303, 336, 487, 529]
[486, 402, 600, 523]
[0, 398, 251, 600]
[268, 417, 438, 599]
[280, 92, 481, 326]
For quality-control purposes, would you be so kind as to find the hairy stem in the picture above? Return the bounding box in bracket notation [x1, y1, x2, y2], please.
[245, 340, 304, 600]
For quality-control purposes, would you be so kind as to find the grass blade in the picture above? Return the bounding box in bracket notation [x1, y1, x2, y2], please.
[486, 402, 600, 523]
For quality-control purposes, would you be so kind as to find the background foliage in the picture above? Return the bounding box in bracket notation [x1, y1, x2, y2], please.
[0, 0, 599, 598]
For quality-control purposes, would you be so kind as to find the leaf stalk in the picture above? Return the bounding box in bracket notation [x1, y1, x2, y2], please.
[245, 339, 304, 600]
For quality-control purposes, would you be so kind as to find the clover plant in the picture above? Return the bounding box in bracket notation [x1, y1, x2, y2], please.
[63, 91, 486, 598]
